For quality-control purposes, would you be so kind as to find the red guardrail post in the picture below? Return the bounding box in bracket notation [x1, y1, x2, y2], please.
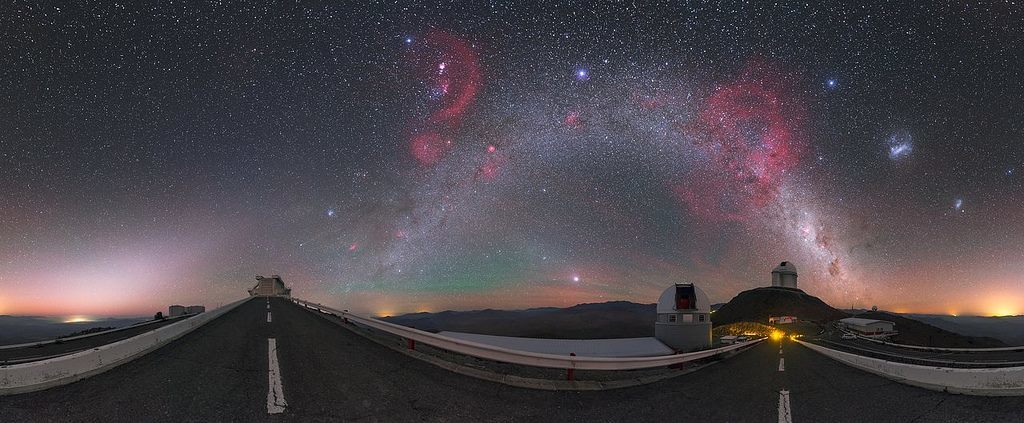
[407, 338, 416, 350]
[566, 352, 576, 381]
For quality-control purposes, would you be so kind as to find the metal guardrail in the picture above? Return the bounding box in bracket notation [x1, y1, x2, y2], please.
[798, 339, 1024, 396]
[0, 297, 251, 395]
[291, 298, 764, 371]
[0, 314, 193, 350]
[854, 333, 1024, 353]
[816, 339, 1024, 369]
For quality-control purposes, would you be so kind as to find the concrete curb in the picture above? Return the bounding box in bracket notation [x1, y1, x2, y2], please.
[298, 302, 756, 391]
[0, 297, 251, 396]
[797, 339, 1024, 396]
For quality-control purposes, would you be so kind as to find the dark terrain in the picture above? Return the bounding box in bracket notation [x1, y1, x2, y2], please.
[383, 301, 655, 339]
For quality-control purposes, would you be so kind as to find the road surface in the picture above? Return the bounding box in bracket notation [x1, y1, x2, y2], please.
[2, 297, 1022, 422]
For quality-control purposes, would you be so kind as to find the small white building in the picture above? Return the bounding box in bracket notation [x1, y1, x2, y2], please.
[654, 283, 712, 351]
[769, 316, 798, 324]
[771, 261, 798, 289]
[839, 317, 896, 336]
[168, 305, 186, 317]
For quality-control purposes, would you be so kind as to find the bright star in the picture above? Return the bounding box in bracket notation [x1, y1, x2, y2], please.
[403, 36, 412, 44]
[572, 275, 580, 282]
[826, 78, 838, 88]
[575, 68, 589, 81]
[327, 209, 336, 217]
[954, 198, 963, 211]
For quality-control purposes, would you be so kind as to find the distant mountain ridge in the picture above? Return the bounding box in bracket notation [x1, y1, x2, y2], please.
[383, 301, 656, 339]
[382, 293, 1013, 348]
[906, 314, 1024, 346]
[854, 311, 1007, 348]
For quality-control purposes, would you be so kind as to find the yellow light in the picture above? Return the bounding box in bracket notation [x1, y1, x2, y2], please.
[770, 330, 785, 341]
[63, 315, 94, 323]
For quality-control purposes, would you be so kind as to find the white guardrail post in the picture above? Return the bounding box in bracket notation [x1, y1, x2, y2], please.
[797, 339, 1024, 396]
[0, 297, 251, 395]
[290, 298, 764, 371]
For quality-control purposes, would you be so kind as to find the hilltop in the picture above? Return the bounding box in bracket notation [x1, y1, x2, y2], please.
[711, 286, 847, 325]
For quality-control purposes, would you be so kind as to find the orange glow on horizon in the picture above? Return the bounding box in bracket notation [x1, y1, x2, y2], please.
[63, 315, 96, 323]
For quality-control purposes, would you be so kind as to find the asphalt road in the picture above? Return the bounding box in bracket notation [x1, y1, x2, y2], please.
[0, 316, 192, 364]
[811, 326, 1024, 367]
[2, 297, 1022, 422]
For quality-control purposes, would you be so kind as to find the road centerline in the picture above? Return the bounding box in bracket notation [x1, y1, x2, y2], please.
[778, 390, 791, 423]
[778, 357, 785, 372]
[267, 338, 287, 414]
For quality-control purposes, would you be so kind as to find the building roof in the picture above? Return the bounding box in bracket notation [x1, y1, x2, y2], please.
[840, 317, 894, 326]
[656, 283, 711, 314]
[438, 332, 674, 357]
[772, 261, 798, 275]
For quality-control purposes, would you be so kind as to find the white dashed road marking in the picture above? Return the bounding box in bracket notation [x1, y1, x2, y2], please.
[778, 390, 791, 423]
[267, 312, 272, 323]
[267, 338, 287, 414]
[778, 357, 785, 372]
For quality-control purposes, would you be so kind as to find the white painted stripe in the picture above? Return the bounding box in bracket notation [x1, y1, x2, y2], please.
[778, 357, 785, 372]
[267, 338, 287, 414]
[779, 348, 783, 355]
[778, 390, 791, 423]
[267, 312, 272, 323]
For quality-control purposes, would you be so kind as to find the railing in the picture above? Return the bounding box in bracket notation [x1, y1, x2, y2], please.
[291, 298, 763, 371]
[798, 339, 1024, 396]
[817, 339, 1024, 369]
[0, 314, 193, 351]
[854, 333, 1024, 353]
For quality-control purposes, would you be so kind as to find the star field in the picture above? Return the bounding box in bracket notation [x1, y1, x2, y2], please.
[1, 1, 1022, 317]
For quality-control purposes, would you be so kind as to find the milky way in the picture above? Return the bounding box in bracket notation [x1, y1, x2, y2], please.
[1, 2, 1022, 317]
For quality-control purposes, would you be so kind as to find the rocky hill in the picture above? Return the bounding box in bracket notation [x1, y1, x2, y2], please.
[711, 286, 847, 325]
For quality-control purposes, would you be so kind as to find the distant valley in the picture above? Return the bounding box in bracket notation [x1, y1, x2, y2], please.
[0, 315, 148, 346]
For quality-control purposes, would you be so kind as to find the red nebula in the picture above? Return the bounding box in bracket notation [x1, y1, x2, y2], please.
[410, 132, 451, 166]
[486, 144, 497, 153]
[473, 154, 504, 182]
[564, 111, 583, 129]
[414, 31, 482, 127]
[405, 31, 482, 166]
[676, 61, 806, 222]
[348, 242, 359, 252]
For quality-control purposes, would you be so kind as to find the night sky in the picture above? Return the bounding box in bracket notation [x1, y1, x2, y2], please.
[2, 2, 1022, 318]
